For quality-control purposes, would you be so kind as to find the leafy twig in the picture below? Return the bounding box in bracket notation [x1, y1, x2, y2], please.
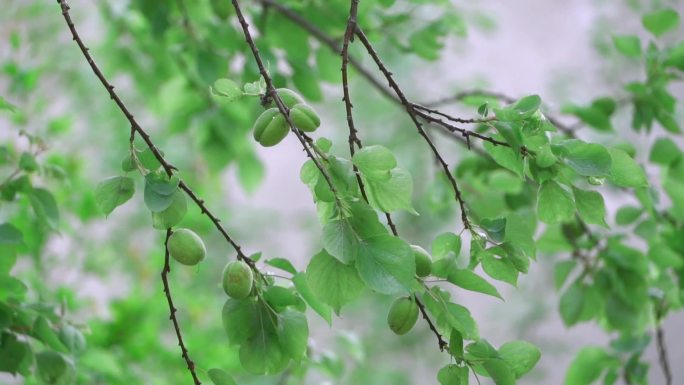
[354, 27, 471, 230]
[427, 89, 577, 136]
[162, 229, 202, 385]
[340, 0, 399, 233]
[230, 0, 342, 208]
[56, 0, 255, 269]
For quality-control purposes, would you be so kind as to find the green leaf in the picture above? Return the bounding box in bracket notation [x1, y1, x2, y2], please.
[265, 258, 297, 275]
[293, 272, 332, 324]
[239, 333, 286, 375]
[483, 358, 516, 385]
[33, 316, 68, 353]
[364, 168, 417, 214]
[95, 176, 135, 216]
[352, 145, 397, 181]
[554, 260, 577, 290]
[561, 105, 612, 131]
[559, 283, 584, 326]
[222, 298, 259, 346]
[615, 206, 643, 225]
[208, 368, 237, 385]
[537, 181, 575, 224]
[498, 341, 541, 378]
[323, 219, 359, 264]
[151, 190, 187, 229]
[437, 364, 468, 385]
[573, 187, 607, 227]
[466, 339, 498, 359]
[238, 302, 287, 374]
[484, 142, 524, 178]
[612, 35, 642, 58]
[447, 269, 502, 299]
[642, 8, 679, 37]
[432, 232, 462, 259]
[29, 188, 60, 228]
[211, 78, 243, 102]
[138, 148, 163, 170]
[449, 329, 464, 359]
[0, 277, 27, 300]
[36, 351, 75, 385]
[0, 333, 31, 375]
[18, 152, 38, 172]
[277, 310, 308, 361]
[481, 249, 519, 286]
[558, 140, 612, 177]
[0, 223, 22, 244]
[305, 250, 365, 314]
[356, 235, 415, 294]
[649, 138, 681, 165]
[565, 347, 617, 385]
[440, 302, 479, 340]
[608, 148, 647, 188]
[144, 172, 180, 212]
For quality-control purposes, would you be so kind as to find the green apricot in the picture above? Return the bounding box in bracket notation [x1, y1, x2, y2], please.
[410, 245, 432, 277]
[222, 260, 254, 299]
[267, 88, 305, 109]
[387, 297, 419, 335]
[253, 108, 289, 147]
[290, 103, 321, 132]
[168, 228, 206, 266]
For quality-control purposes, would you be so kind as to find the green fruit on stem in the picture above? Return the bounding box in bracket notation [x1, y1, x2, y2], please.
[168, 228, 206, 266]
[410, 245, 432, 277]
[266, 88, 304, 108]
[289, 103, 321, 132]
[222, 260, 254, 299]
[387, 297, 419, 335]
[253, 108, 289, 147]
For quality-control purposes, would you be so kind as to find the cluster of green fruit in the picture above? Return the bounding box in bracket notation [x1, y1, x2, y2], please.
[253, 88, 321, 147]
[386, 245, 432, 335]
[167, 228, 255, 299]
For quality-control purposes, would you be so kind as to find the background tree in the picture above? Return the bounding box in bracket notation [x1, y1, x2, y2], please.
[1, 0, 683, 384]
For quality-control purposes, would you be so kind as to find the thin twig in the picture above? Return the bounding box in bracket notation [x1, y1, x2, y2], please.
[414, 294, 448, 351]
[162, 229, 202, 385]
[258, 0, 396, 103]
[230, 0, 342, 209]
[427, 89, 577, 136]
[655, 305, 673, 385]
[56, 0, 256, 270]
[341, 0, 367, 201]
[354, 27, 471, 230]
[259, 0, 508, 154]
[412, 103, 494, 125]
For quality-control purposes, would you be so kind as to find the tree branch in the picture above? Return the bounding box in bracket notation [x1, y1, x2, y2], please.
[162, 229, 202, 385]
[427, 89, 578, 136]
[354, 27, 471, 230]
[56, 0, 256, 269]
[414, 294, 449, 351]
[230, 0, 342, 209]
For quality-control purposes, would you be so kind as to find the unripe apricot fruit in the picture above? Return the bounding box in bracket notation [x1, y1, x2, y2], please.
[168, 228, 206, 266]
[267, 88, 304, 109]
[410, 245, 432, 277]
[222, 260, 253, 299]
[387, 297, 419, 335]
[289, 103, 321, 132]
[253, 108, 289, 147]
